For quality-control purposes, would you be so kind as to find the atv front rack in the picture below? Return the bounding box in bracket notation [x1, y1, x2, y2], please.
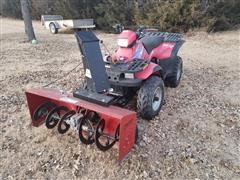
[110, 59, 148, 73]
[26, 88, 137, 162]
[142, 31, 183, 42]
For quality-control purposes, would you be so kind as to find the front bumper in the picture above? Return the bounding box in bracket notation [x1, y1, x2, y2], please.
[109, 78, 142, 87]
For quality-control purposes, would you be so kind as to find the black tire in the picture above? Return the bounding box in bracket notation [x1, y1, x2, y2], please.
[137, 76, 165, 120]
[165, 56, 183, 88]
[49, 23, 58, 34]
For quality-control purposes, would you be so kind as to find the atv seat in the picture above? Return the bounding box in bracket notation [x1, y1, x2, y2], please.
[140, 36, 164, 54]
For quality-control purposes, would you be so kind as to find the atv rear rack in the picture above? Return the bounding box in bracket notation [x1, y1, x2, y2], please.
[142, 32, 183, 42]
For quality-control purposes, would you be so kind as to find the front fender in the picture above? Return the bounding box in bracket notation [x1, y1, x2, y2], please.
[150, 40, 184, 59]
[135, 62, 162, 80]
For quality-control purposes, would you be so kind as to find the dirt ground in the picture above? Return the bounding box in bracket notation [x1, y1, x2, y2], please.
[0, 17, 240, 180]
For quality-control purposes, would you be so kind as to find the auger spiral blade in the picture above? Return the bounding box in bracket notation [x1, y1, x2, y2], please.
[45, 106, 69, 129]
[58, 110, 76, 134]
[95, 119, 120, 152]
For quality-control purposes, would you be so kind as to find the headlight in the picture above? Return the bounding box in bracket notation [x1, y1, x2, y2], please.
[125, 73, 134, 79]
[117, 39, 128, 47]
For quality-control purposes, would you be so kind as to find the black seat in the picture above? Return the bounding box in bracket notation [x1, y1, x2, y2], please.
[140, 36, 164, 54]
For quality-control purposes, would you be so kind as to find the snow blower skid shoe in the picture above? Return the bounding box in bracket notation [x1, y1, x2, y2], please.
[25, 31, 137, 162]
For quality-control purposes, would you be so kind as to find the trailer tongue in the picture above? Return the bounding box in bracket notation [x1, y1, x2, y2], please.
[25, 31, 137, 161]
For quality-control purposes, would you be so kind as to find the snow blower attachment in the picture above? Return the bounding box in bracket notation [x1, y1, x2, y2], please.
[25, 31, 137, 161]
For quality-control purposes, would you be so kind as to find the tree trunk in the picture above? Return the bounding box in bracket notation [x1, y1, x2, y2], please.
[20, 0, 36, 41]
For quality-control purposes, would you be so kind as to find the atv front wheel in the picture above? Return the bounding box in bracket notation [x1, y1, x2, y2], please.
[137, 76, 165, 120]
[165, 56, 183, 88]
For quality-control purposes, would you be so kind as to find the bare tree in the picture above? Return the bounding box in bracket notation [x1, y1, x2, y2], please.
[20, 0, 36, 41]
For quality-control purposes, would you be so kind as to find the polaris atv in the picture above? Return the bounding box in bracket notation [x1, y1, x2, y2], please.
[79, 29, 184, 120]
[25, 30, 184, 161]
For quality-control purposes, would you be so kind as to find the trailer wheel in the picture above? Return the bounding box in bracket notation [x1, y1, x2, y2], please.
[49, 23, 58, 34]
[165, 56, 183, 88]
[137, 76, 164, 120]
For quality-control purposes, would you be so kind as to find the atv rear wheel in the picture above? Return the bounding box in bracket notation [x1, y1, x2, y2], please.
[165, 56, 183, 88]
[137, 76, 164, 120]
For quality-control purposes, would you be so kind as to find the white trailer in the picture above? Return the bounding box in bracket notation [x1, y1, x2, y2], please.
[41, 15, 95, 34]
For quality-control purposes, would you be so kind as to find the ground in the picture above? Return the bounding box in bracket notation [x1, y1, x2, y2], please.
[0, 17, 240, 179]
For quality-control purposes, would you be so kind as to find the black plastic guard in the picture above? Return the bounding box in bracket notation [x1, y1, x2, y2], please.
[75, 31, 110, 93]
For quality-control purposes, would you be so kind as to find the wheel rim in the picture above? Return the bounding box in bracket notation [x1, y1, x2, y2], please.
[152, 87, 162, 111]
[50, 24, 55, 33]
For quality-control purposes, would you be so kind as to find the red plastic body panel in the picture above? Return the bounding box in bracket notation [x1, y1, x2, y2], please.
[114, 40, 175, 63]
[113, 43, 148, 63]
[118, 30, 137, 47]
[115, 46, 137, 62]
[149, 42, 176, 60]
[25, 88, 136, 161]
[112, 40, 176, 80]
[135, 62, 159, 79]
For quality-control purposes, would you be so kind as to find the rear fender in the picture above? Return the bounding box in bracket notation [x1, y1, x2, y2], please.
[135, 62, 162, 80]
[150, 40, 184, 59]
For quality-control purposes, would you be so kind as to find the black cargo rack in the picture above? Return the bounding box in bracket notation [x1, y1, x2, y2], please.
[141, 32, 183, 42]
[111, 59, 148, 73]
[127, 59, 148, 72]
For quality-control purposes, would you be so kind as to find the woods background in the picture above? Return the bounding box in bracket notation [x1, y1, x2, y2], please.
[1, 0, 240, 32]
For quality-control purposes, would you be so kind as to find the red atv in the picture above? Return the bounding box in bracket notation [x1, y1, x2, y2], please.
[103, 28, 184, 119]
[24, 30, 184, 160]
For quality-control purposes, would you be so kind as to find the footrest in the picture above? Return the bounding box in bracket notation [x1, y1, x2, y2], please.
[73, 89, 114, 106]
